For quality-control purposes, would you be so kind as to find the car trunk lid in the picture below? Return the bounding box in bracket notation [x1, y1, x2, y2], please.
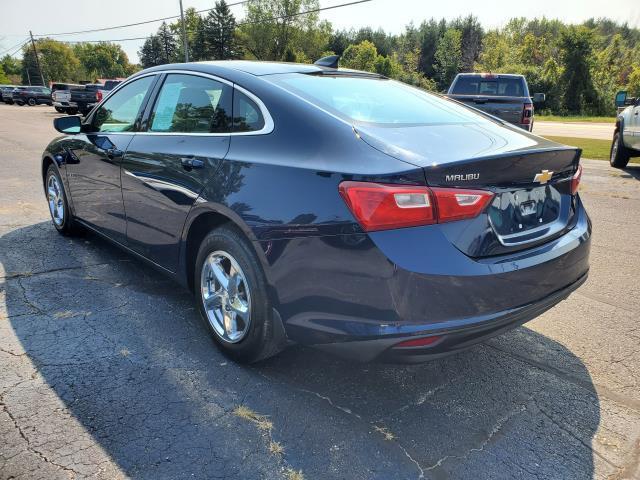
[354, 121, 581, 257]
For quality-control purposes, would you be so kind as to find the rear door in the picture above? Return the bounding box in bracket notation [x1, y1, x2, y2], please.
[66, 75, 157, 244]
[121, 72, 233, 272]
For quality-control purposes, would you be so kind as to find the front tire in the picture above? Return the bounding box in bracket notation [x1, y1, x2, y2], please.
[45, 165, 80, 235]
[195, 226, 279, 363]
[27, 97, 36, 106]
[610, 131, 630, 169]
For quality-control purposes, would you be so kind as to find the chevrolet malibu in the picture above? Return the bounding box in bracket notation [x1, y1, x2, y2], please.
[42, 60, 591, 363]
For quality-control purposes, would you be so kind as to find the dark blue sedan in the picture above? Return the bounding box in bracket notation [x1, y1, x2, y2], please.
[42, 60, 590, 363]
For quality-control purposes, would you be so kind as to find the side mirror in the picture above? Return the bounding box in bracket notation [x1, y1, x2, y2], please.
[615, 91, 627, 108]
[53, 115, 82, 134]
[532, 93, 545, 104]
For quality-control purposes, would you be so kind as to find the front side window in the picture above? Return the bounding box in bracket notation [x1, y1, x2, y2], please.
[92, 76, 154, 133]
[149, 74, 232, 133]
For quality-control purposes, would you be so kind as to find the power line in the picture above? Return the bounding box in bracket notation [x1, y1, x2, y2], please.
[237, 0, 373, 26]
[0, 37, 30, 57]
[33, 0, 251, 38]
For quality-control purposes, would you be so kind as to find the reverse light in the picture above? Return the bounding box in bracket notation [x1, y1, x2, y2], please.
[571, 164, 582, 195]
[339, 181, 494, 232]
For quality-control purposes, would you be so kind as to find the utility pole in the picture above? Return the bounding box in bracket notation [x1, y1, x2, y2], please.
[29, 31, 45, 86]
[179, 0, 190, 63]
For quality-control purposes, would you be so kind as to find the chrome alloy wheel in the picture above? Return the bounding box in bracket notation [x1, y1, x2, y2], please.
[201, 250, 251, 343]
[47, 174, 65, 226]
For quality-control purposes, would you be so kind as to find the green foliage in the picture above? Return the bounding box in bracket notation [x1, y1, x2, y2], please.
[559, 26, 597, 114]
[433, 29, 462, 89]
[73, 43, 134, 80]
[22, 39, 79, 85]
[627, 66, 640, 96]
[1, 55, 21, 76]
[200, 0, 243, 60]
[0, 65, 9, 84]
[239, 0, 329, 62]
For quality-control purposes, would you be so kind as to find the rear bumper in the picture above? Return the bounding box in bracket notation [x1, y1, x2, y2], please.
[53, 101, 77, 108]
[319, 271, 587, 363]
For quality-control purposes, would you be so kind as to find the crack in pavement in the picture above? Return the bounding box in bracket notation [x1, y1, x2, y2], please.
[1, 402, 79, 479]
[424, 404, 527, 472]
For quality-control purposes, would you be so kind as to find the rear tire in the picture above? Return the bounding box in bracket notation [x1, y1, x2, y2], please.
[54, 106, 65, 113]
[610, 131, 630, 169]
[45, 165, 81, 236]
[67, 108, 78, 115]
[27, 97, 36, 106]
[194, 225, 280, 363]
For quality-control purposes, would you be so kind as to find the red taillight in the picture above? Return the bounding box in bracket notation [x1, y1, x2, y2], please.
[96, 90, 103, 102]
[571, 164, 582, 195]
[339, 182, 435, 232]
[522, 103, 533, 124]
[393, 336, 442, 348]
[339, 181, 494, 232]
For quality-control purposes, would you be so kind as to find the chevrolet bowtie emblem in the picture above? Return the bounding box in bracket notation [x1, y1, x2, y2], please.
[533, 170, 553, 184]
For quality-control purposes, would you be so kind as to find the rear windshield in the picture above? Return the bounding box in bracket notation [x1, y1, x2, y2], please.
[271, 74, 486, 125]
[450, 76, 525, 97]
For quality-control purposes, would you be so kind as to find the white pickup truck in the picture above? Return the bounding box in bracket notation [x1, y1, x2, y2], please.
[611, 91, 640, 168]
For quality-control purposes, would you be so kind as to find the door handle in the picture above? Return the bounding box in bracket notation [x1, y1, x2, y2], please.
[181, 157, 205, 169]
[106, 148, 124, 159]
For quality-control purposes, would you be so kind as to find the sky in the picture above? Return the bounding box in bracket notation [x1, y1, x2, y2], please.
[1, 0, 639, 64]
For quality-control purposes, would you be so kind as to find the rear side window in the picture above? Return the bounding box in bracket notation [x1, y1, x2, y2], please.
[451, 77, 525, 97]
[149, 74, 232, 134]
[233, 90, 265, 132]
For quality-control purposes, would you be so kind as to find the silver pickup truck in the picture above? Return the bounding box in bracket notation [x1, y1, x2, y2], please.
[611, 91, 640, 168]
[445, 73, 545, 131]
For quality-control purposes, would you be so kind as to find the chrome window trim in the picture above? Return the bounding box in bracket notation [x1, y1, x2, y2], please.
[92, 69, 274, 137]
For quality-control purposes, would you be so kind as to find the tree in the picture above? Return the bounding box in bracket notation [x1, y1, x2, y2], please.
[0, 65, 9, 84]
[21, 39, 79, 85]
[139, 22, 179, 68]
[627, 65, 640, 96]
[139, 35, 164, 68]
[1, 55, 21, 76]
[342, 40, 378, 72]
[157, 22, 179, 64]
[169, 7, 203, 61]
[451, 15, 483, 72]
[201, 0, 242, 60]
[73, 42, 133, 79]
[433, 28, 462, 89]
[239, 0, 329, 62]
[559, 26, 597, 113]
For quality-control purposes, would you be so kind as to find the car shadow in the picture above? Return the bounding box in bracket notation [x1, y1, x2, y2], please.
[620, 163, 640, 180]
[1, 222, 600, 479]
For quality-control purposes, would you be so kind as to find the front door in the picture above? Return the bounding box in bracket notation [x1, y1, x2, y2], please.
[121, 73, 233, 272]
[66, 75, 156, 244]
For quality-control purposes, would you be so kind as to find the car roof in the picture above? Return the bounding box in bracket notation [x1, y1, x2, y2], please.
[140, 60, 368, 78]
[456, 73, 525, 79]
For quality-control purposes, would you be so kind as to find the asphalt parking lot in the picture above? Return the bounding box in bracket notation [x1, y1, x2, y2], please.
[0, 104, 639, 480]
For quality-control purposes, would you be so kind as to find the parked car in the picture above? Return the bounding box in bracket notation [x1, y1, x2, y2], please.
[0, 85, 19, 104]
[42, 61, 590, 364]
[51, 83, 83, 113]
[12, 85, 52, 106]
[611, 90, 640, 168]
[445, 73, 545, 131]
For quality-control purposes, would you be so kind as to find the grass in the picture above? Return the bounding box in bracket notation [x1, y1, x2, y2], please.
[233, 405, 273, 432]
[537, 115, 616, 123]
[543, 135, 640, 163]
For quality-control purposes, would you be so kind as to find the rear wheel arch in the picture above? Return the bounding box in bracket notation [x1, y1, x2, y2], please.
[183, 209, 267, 293]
